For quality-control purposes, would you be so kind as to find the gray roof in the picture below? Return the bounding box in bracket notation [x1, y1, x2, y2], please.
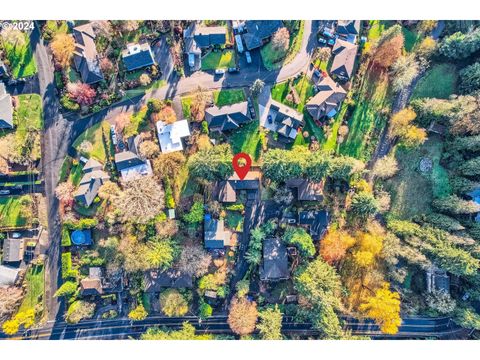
[214, 173, 260, 203]
[0, 265, 20, 287]
[74, 162, 109, 207]
[83, 158, 103, 172]
[268, 99, 304, 140]
[122, 43, 155, 71]
[184, 23, 227, 51]
[205, 101, 251, 132]
[2, 238, 25, 263]
[114, 151, 145, 171]
[144, 269, 193, 292]
[286, 178, 324, 201]
[73, 23, 104, 84]
[204, 218, 231, 249]
[0, 83, 13, 129]
[306, 76, 347, 120]
[331, 39, 358, 81]
[127, 135, 142, 155]
[243, 20, 283, 50]
[336, 20, 361, 36]
[298, 210, 329, 240]
[260, 238, 289, 281]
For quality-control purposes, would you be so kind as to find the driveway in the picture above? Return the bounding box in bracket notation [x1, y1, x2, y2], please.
[151, 35, 174, 82]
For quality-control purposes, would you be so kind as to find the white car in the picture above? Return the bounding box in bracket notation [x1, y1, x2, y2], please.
[215, 68, 226, 75]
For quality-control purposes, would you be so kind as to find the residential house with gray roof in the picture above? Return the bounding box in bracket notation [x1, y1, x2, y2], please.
[144, 269, 193, 292]
[74, 158, 109, 207]
[114, 151, 153, 181]
[260, 99, 304, 142]
[336, 20, 361, 43]
[122, 42, 155, 71]
[243, 20, 283, 50]
[260, 238, 289, 281]
[331, 38, 358, 82]
[184, 23, 227, 71]
[306, 75, 347, 120]
[0, 82, 13, 129]
[204, 215, 232, 249]
[205, 101, 252, 133]
[72, 23, 104, 84]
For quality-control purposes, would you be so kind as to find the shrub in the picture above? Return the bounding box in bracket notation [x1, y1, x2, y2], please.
[66, 301, 96, 324]
[128, 304, 148, 321]
[54, 281, 78, 298]
[159, 289, 189, 317]
[201, 120, 209, 134]
[61, 226, 71, 247]
[61, 252, 74, 280]
[199, 301, 213, 319]
[60, 94, 80, 111]
[164, 178, 175, 209]
[183, 201, 204, 224]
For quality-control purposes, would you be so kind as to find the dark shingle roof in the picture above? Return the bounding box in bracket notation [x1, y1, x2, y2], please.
[73, 23, 104, 84]
[205, 101, 251, 132]
[306, 76, 347, 120]
[331, 39, 358, 81]
[243, 20, 283, 50]
[204, 217, 230, 249]
[2, 238, 25, 263]
[298, 210, 329, 240]
[144, 269, 193, 292]
[286, 178, 324, 201]
[260, 238, 289, 281]
[336, 20, 361, 36]
[114, 151, 145, 171]
[122, 43, 155, 71]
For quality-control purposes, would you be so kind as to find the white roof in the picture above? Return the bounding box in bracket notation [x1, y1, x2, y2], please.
[0, 265, 20, 287]
[120, 160, 153, 182]
[156, 120, 191, 153]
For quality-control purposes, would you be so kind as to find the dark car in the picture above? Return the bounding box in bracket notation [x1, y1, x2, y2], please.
[267, 114, 273, 124]
[228, 67, 240, 73]
[313, 69, 321, 78]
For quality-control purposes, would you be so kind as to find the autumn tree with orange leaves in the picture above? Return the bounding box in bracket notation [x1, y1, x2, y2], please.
[227, 297, 258, 336]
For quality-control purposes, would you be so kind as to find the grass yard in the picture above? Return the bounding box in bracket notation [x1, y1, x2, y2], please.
[69, 161, 84, 186]
[228, 120, 263, 162]
[73, 121, 111, 162]
[213, 89, 246, 107]
[18, 264, 45, 315]
[2, 33, 37, 78]
[385, 136, 450, 220]
[411, 63, 458, 100]
[402, 27, 422, 52]
[14, 94, 44, 141]
[124, 80, 167, 99]
[261, 21, 305, 71]
[322, 102, 349, 152]
[340, 70, 390, 161]
[181, 96, 193, 119]
[124, 106, 150, 138]
[43, 20, 69, 38]
[201, 50, 235, 71]
[226, 211, 244, 232]
[0, 196, 30, 228]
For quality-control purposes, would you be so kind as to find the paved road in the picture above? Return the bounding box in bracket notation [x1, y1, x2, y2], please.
[2, 315, 463, 340]
[31, 23, 68, 323]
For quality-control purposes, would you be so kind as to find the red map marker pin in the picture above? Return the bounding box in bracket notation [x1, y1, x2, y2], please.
[232, 153, 252, 180]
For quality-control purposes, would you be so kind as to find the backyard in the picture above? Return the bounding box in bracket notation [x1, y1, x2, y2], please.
[72, 121, 112, 162]
[384, 136, 450, 220]
[14, 94, 44, 142]
[201, 50, 235, 71]
[411, 63, 458, 100]
[0, 196, 30, 228]
[17, 264, 45, 318]
[2, 32, 37, 79]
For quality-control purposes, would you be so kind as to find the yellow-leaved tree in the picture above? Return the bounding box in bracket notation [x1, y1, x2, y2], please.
[359, 283, 402, 334]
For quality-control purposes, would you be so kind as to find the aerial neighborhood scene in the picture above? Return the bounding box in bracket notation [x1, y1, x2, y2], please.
[3, 17, 480, 342]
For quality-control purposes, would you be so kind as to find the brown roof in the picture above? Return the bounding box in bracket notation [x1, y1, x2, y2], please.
[286, 178, 324, 201]
[2, 238, 25, 263]
[213, 171, 261, 203]
[306, 76, 347, 120]
[80, 278, 103, 295]
[331, 39, 358, 81]
[72, 23, 104, 84]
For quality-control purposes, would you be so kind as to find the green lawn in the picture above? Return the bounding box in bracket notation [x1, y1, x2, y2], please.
[2, 33, 37, 78]
[73, 121, 111, 162]
[340, 71, 390, 161]
[124, 80, 167, 99]
[385, 136, 450, 220]
[0, 196, 29, 228]
[402, 27, 422, 52]
[181, 96, 193, 120]
[228, 120, 262, 162]
[69, 161, 84, 186]
[261, 21, 305, 71]
[271, 76, 314, 113]
[201, 50, 235, 71]
[411, 63, 458, 100]
[322, 102, 349, 152]
[226, 211, 244, 232]
[18, 264, 45, 315]
[213, 89, 246, 107]
[14, 94, 44, 142]
[124, 106, 149, 137]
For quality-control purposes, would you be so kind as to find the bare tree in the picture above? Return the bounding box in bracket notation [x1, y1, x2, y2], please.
[176, 244, 212, 277]
[55, 181, 75, 203]
[114, 176, 165, 223]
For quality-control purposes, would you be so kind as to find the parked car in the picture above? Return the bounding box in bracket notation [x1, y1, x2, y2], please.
[11, 232, 22, 239]
[215, 68, 226, 75]
[318, 37, 327, 45]
[327, 38, 336, 46]
[228, 67, 240, 73]
[322, 30, 334, 38]
[267, 114, 273, 124]
[245, 51, 252, 64]
[313, 69, 321, 78]
[0, 190, 10, 195]
[110, 125, 117, 145]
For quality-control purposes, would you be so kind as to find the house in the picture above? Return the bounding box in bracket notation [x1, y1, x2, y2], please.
[298, 210, 329, 240]
[144, 269, 193, 293]
[260, 99, 304, 142]
[426, 267, 450, 294]
[183, 23, 227, 71]
[306, 76, 347, 120]
[122, 42, 155, 72]
[260, 238, 289, 281]
[72, 23, 104, 84]
[213, 171, 260, 203]
[156, 119, 191, 153]
[331, 39, 358, 82]
[286, 178, 324, 201]
[0, 82, 13, 129]
[74, 158, 110, 207]
[204, 214, 231, 249]
[0, 265, 20, 287]
[243, 20, 283, 50]
[2, 237, 25, 264]
[114, 151, 153, 181]
[336, 20, 361, 43]
[80, 267, 103, 296]
[205, 101, 251, 132]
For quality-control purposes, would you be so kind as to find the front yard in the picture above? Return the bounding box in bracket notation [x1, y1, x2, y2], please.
[2, 32, 37, 79]
[201, 50, 236, 71]
[0, 196, 30, 228]
[72, 121, 112, 162]
[213, 89, 245, 107]
[14, 94, 44, 141]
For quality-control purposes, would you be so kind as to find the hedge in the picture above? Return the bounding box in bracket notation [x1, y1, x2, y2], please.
[61, 226, 72, 247]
